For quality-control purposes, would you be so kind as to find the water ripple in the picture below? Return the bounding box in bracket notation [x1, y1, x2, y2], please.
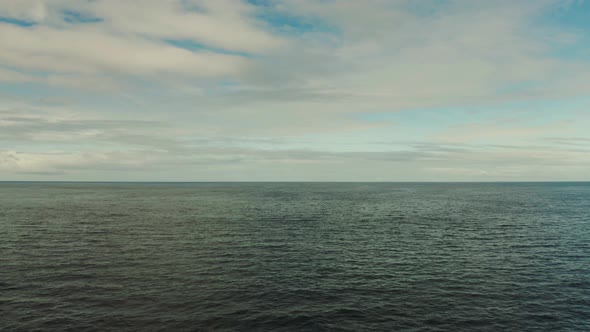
[1, 182, 589, 331]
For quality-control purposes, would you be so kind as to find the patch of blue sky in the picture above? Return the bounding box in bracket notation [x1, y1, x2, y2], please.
[217, 80, 240, 88]
[495, 81, 542, 95]
[544, 1, 590, 29]
[165, 39, 256, 58]
[179, 0, 206, 13]
[245, 0, 271, 6]
[358, 109, 456, 141]
[1, 65, 52, 78]
[62, 10, 103, 24]
[539, 1, 590, 60]
[551, 41, 590, 60]
[290, 125, 428, 152]
[0, 82, 60, 99]
[247, 2, 339, 36]
[0, 16, 36, 27]
[341, 103, 590, 150]
[398, 0, 450, 17]
[259, 12, 338, 36]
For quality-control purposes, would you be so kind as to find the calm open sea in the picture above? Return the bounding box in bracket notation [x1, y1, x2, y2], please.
[1, 182, 589, 331]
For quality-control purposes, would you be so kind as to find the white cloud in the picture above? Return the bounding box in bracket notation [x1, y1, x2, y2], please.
[0, 24, 251, 77]
[1, 0, 588, 102]
[0, 150, 156, 174]
[0, 67, 34, 83]
[91, 0, 285, 53]
[0, 0, 51, 22]
[1, 0, 589, 180]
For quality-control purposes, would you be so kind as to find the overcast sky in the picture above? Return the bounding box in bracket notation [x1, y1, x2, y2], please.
[1, 0, 589, 181]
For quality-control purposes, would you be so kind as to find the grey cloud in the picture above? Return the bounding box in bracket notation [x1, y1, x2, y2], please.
[543, 137, 590, 146]
[0, 113, 164, 143]
[2, 140, 590, 180]
[1, 1, 589, 181]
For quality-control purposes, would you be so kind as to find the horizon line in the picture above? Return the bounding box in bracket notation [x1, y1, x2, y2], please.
[1, 180, 589, 184]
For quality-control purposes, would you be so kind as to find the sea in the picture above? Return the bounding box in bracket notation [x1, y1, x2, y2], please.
[1, 182, 589, 331]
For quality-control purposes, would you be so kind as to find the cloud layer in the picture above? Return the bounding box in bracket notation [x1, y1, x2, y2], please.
[1, 0, 589, 180]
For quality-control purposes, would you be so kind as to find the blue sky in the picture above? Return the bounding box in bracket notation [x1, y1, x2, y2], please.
[0, 0, 589, 181]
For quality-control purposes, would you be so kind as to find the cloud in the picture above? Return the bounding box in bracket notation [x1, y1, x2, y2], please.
[0, 113, 159, 143]
[0, 0, 284, 52]
[0, 150, 159, 174]
[0, 67, 35, 83]
[0, 0, 584, 92]
[2, 0, 589, 105]
[91, 0, 285, 53]
[1, 0, 589, 180]
[543, 137, 590, 147]
[435, 121, 574, 144]
[0, 25, 252, 78]
[0, 0, 289, 86]
[2, 140, 589, 180]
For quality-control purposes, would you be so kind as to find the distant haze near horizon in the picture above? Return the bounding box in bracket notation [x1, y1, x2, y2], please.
[1, 0, 590, 181]
[2, 181, 590, 184]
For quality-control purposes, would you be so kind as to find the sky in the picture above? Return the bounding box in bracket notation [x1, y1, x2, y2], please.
[0, 0, 589, 181]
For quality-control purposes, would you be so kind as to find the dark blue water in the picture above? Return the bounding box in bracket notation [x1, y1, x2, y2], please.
[1, 182, 589, 331]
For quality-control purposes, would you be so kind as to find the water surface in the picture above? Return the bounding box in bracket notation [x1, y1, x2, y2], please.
[1, 182, 589, 331]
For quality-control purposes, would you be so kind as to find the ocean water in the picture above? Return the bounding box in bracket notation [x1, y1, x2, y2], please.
[1, 182, 589, 331]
